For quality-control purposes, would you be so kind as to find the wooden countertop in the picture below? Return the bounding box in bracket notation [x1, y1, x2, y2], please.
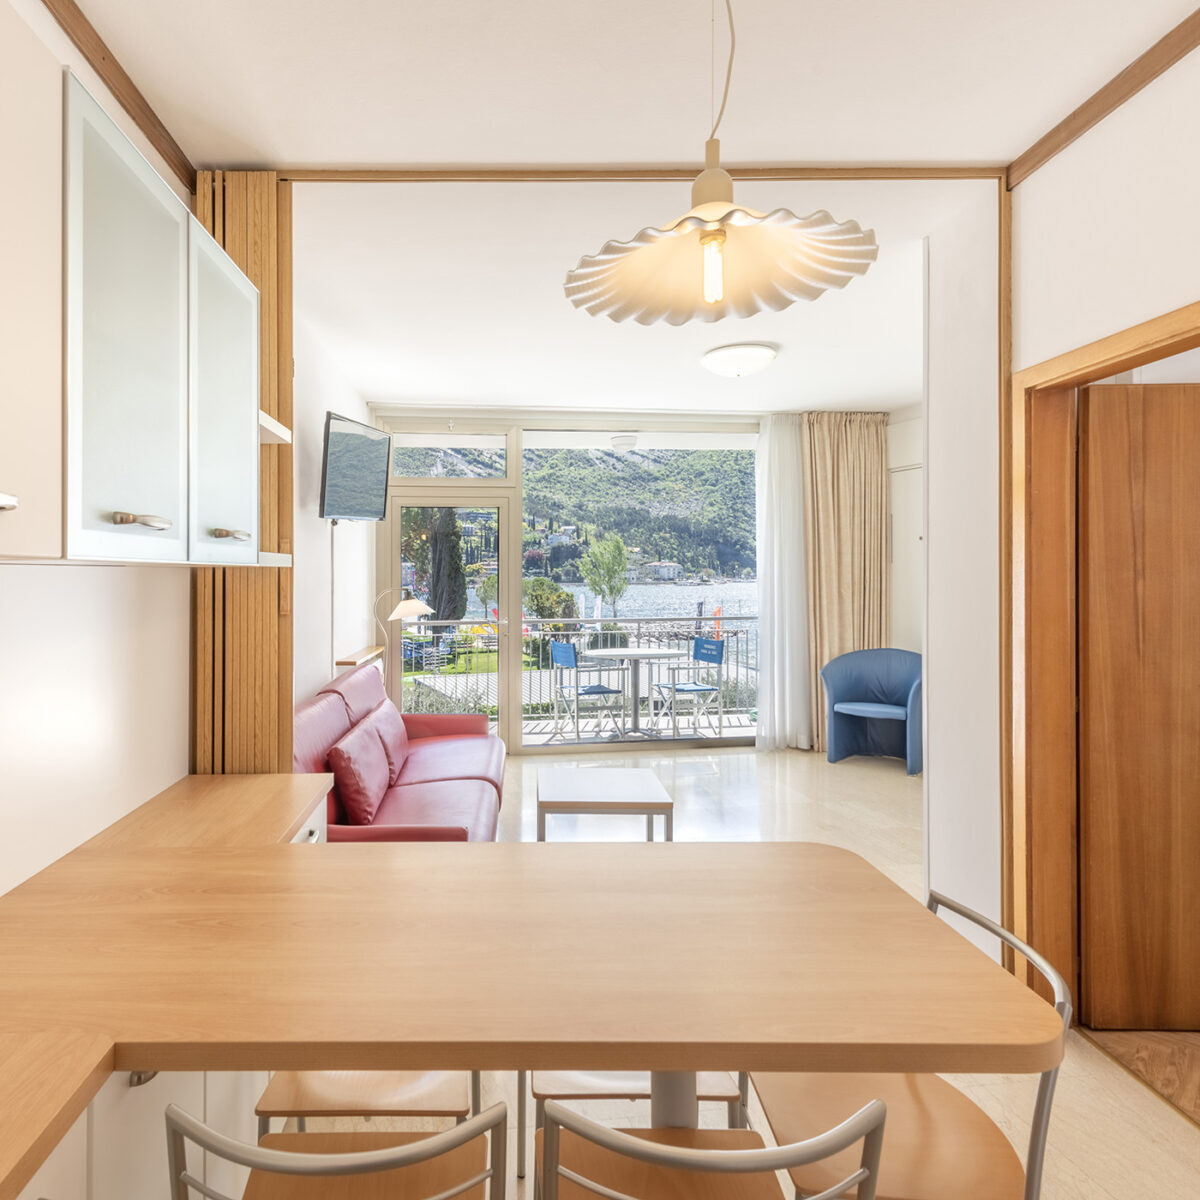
[0, 772, 330, 1200]
[79, 772, 331, 851]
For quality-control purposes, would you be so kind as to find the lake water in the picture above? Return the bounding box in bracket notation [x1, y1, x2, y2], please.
[466, 579, 759, 621]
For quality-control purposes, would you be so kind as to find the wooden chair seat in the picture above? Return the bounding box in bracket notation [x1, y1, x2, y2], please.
[247, 1131, 486, 1200]
[531, 1070, 741, 1102]
[751, 1071, 1025, 1200]
[536, 1127, 785, 1200]
[256, 1070, 471, 1119]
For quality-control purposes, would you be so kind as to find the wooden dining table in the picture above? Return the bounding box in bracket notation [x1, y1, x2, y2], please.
[0, 777, 1063, 1198]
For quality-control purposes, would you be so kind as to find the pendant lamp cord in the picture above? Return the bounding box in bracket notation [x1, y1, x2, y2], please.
[708, 0, 735, 141]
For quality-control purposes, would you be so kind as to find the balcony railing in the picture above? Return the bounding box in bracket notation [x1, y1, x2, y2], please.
[396, 614, 758, 746]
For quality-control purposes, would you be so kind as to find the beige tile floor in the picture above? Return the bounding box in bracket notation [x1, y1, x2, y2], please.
[309, 745, 1200, 1196]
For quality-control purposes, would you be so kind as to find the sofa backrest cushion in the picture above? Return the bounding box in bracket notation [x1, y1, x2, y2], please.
[293, 692, 354, 825]
[327, 722, 391, 825]
[320, 664, 387, 724]
[362, 699, 410, 785]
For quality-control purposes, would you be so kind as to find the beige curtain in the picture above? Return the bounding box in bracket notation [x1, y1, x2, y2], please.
[800, 412, 890, 751]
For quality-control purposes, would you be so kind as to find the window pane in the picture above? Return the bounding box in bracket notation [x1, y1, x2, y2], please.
[391, 432, 506, 479]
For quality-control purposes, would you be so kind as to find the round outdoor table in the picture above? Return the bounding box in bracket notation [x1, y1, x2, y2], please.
[583, 645, 687, 737]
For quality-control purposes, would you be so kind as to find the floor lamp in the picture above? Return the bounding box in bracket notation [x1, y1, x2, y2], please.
[373, 590, 433, 698]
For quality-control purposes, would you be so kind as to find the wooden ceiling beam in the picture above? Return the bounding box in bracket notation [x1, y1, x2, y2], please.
[41, 0, 195, 193]
[1008, 7, 1200, 189]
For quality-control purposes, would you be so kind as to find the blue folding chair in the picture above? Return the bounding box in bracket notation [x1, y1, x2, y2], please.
[550, 640, 627, 741]
[654, 636, 725, 737]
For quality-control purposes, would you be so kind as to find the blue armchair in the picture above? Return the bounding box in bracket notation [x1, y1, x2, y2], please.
[820, 648, 922, 774]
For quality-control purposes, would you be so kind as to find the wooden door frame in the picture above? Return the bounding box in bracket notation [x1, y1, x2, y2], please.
[1003, 299, 1200, 994]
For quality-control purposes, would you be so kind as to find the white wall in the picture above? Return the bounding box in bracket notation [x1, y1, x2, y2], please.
[292, 315, 375, 701]
[886, 412, 924, 653]
[1013, 48, 1200, 371]
[0, 1, 192, 896]
[924, 184, 1002, 939]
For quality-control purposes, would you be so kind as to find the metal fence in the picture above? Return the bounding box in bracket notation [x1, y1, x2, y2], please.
[396, 614, 758, 745]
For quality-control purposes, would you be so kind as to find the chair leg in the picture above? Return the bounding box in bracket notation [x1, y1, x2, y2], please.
[472, 1070, 482, 1116]
[296, 1116, 306, 1133]
[257, 1115, 269, 1141]
[517, 1070, 526, 1178]
[726, 1099, 739, 1128]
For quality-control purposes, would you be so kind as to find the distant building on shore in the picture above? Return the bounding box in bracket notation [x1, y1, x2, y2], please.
[644, 560, 683, 581]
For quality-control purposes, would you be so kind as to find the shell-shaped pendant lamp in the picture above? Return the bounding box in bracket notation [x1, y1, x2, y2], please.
[564, 140, 879, 326]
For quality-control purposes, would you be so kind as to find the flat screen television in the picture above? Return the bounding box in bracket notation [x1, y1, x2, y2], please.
[318, 412, 392, 521]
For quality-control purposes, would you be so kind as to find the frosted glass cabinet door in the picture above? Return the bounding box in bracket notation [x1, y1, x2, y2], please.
[189, 220, 259, 564]
[65, 76, 189, 562]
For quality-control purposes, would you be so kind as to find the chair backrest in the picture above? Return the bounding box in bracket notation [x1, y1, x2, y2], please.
[820, 648, 920, 706]
[541, 1096, 884, 1200]
[550, 640, 578, 670]
[166, 1100, 507, 1200]
[927, 891, 1072, 1200]
[692, 636, 725, 666]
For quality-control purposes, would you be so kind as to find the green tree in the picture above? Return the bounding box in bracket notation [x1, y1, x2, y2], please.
[522, 577, 578, 622]
[476, 571, 499, 614]
[580, 535, 629, 617]
[428, 506, 467, 621]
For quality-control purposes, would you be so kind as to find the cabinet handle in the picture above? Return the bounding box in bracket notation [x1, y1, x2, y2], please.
[111, 512, 172, 531]
[0, 492, 17, 512]
[301, 827, 320, 843]
[211, 528, 252, 541]
[128, 1071, 158, 1087]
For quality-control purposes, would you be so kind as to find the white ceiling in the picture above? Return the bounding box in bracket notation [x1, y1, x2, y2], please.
[293, 178, 987, 414]
[66, 0, 1195, 415]
[74, 0, 1196, 168]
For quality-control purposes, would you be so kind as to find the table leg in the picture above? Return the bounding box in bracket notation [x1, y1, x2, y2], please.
[629, 658, 641, 733]
[650, 1071, 699, 1127]
[646, 813, 654, 842]
[665, 810, 673, 842]
[537, 808, 546, 841]
[517, 1070, 527, 1178]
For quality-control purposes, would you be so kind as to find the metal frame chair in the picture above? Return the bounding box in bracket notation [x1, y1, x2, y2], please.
[927, 890, 1072, 1200]
[752, 890, 1071, 1200]
[551, 640, 627, 741]
[514, 1069, 750, 1179]
[167, 1099, 506, 1200]
[653, 636, 724, 737]
[255, 1069, 483, 1140]
[540, 1096, 885, 1200]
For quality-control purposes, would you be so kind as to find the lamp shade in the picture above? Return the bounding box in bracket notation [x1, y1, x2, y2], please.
[564, 139, 878, 326]
[387, 597, 434, 622]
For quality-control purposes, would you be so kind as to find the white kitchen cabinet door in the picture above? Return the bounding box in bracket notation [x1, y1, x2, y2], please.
[189, 221, 259, 565]
[15, 1111, 86, 1200]
[65, 75, 189, 562]
[88, 1072, 204, 1200]
[203, 1071, 270, 1196]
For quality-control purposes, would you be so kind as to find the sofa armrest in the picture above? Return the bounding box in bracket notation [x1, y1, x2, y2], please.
[327, 823, 469, 842]
[401, 713, 488, 738]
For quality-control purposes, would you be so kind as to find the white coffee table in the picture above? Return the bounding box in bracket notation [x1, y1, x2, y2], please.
[536, 767, 674, 842]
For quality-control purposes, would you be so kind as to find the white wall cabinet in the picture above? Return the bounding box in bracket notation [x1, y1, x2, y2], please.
[88, 1071, 204, 1200]
[65, 75, 189, 563]
[189, 223, 260, 565]
[57, 74, 261, 568]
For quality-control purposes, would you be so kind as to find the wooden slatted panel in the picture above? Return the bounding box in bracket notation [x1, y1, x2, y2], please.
[191, 173, 292, 775]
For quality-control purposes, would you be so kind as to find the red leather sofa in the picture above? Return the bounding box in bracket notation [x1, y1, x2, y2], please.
[294, 664, 504, 842]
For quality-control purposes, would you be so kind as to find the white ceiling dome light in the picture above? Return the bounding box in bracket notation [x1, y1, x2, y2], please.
[563, 0, 877, 326]
[610, 433, 638, 453]
[701, 343, 778, 378]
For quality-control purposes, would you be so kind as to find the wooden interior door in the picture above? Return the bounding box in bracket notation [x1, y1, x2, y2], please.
[1079, 384, 1200, 1028]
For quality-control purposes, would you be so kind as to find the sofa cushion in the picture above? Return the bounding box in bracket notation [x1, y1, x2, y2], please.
[374, 779, 499, 842]
[327, 722, 391, 825]
[362, 699, 410, 784]
[320, 664, 387, 724]
[293, 692, 354, 825]
[396, 734, 505, 801]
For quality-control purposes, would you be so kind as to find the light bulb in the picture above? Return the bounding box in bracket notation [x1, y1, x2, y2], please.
[700, 229, 726, 304]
